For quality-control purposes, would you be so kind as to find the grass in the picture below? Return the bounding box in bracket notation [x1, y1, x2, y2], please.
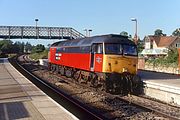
[29, 49, 48, 60]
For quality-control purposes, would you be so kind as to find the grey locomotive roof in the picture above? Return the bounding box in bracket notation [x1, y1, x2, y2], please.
[51, 34, 135, 47]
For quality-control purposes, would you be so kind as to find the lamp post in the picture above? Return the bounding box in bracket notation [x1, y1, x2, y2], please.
[131, 18, 138, 44]
[84, 29, 92, 37]
[35, 19, 39, 39]
[35, 19, 39, 28]
[88, 29, 92, 37]
[84, 29, 88, 37]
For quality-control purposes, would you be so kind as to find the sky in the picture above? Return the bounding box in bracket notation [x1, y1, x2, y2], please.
[0, 0, 180, 46]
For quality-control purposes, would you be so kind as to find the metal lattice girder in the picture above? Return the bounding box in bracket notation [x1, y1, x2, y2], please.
[0, 26, 85, 40]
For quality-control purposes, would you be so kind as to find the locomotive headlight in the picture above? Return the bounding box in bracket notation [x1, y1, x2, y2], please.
[122, 68, 128, 72]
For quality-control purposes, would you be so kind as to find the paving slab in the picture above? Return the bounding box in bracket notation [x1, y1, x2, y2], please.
[0, 58, 78, 120]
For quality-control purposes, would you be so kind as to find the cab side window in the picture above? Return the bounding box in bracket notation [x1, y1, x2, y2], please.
[92, 44, 103, 54]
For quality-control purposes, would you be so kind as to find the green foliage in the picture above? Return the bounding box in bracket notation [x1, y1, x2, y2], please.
[120, 31, 128, 36]
[0, 40, 48, 59]
[24, 42, 32, 53]
[166, 48, 178, 65]
[0, 40, 24, 55]
[172, 28, 180, 36]
[0, 40, 13, 54]
[137, 39, 144, 53]
[29, 49, 48, 60]
[154, 29, 166, 36]
[146, 48, 178, 67]
[14, 41, 24, 53]
[31, 44, 45, 53]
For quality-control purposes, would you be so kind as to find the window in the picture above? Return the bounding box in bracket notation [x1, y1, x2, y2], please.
[105, 44, 122, 54]
[176, 43, 180, 48]
[81, 46, 91, 53]
[56, 47, 62, 52]
[92, 44, 103, 54]
[96, 44, 103, 53]
[123, 45, 137, 56]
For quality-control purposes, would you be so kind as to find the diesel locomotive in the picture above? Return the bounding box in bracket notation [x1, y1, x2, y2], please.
[48, 34, 142, 94]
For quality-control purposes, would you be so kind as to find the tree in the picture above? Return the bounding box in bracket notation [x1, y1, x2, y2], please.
[11, 44, 20, 53]
[14, 41, 24, 53]
[0, 40, 13, 54]
[172, 28, 180, 36]
[120, 31, 128, 36]
[154, 29, 166, 36]
[24, 42, 32, 53]
[32, 44, 45, 53]
[137, 38, 144, 53]
[166, 48, 178, 65]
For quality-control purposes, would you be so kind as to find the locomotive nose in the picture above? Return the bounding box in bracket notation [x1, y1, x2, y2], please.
[104, 55, 137, 74]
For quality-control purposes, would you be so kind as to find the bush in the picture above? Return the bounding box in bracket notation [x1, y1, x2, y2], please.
[146, 48, 178, 67]
[29, 49, 48, 60]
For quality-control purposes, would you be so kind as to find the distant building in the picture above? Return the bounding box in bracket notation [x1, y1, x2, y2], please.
[141, 35, 180, 56]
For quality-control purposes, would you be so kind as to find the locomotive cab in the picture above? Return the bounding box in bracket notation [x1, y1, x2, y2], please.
[90, 42, 138, 75]
[103, 43, 138, 74]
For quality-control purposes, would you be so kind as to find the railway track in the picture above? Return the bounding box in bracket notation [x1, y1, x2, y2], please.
[9, 55, 105, 120]
[106, 94, 180, 120]
[11, 55, 180, 120]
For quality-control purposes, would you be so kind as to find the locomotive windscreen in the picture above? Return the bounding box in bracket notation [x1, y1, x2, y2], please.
[123, 45, 137, 56]
[105, 43, 137, 56]
[105, 44, 122, 54]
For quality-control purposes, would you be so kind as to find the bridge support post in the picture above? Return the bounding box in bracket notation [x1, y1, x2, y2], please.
[8, 26, 10, 39]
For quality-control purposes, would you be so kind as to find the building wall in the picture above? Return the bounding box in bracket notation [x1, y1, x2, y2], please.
[138, 58, 145, 69]
[153, 40, 158, 49]
[169, 38, 180, 49]
[145, 42, 150, 49]
[144, 36, 151, 49]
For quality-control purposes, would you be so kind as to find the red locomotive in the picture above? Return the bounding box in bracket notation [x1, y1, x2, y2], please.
[48, 34, 142, 94]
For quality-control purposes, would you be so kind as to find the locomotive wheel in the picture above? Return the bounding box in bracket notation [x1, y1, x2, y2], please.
[108, 73, 124, 94]
[99, 80, 106, 91]
[59, 66, 65, 75]
[73, 70, 81, 82]
[132, 75, 143, 94]
[50, 65, 53, 71]
[55, 65, 59, 74]
[93, 76, 98, 87]
[65, 68, 73, 78]
[89, 73, 98, 87]
[48, 63, 51, 71]
[51, 65, 56, 72]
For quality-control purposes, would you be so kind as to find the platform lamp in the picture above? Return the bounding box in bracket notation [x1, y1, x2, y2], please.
[131, 18, 138, 45]
[35, 19, 39, 28]
[88, 29, 92, 37]
[35, 19, 39, 39]
[84, 29, 88, 37]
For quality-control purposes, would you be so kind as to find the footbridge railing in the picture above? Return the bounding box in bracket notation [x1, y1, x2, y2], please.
[0, 26, 85, 40]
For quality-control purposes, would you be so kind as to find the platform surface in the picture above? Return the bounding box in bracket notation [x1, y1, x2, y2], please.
[138, 70, 180, 88]
[138, 70, 180, 105]
[0, 58, 78, 120]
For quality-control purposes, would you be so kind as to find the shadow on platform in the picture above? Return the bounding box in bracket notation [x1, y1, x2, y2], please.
[0, 101, 30, 120]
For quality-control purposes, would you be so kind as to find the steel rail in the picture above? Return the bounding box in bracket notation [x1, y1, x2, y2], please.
[108, 94, 180, 120]
[9, 57, 105, 120]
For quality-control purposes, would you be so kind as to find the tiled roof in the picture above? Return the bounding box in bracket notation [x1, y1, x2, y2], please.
[148, 36, 178, 47]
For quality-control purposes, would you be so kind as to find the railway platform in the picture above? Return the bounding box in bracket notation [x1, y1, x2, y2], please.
[138, 70, 180, 106]
[0, 58, 78, 120]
